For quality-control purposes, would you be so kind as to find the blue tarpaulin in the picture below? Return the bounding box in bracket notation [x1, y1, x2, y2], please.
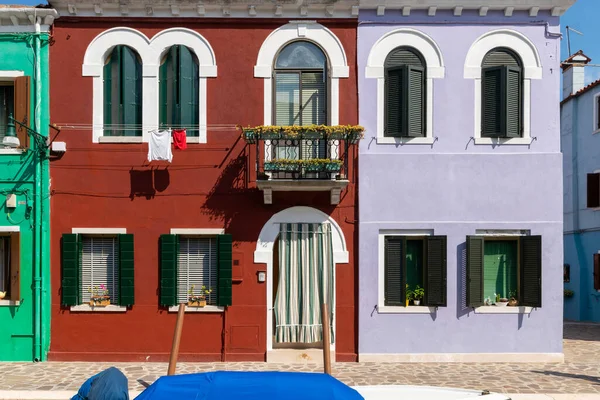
[71, 367, 129, 400]
[134, 371, 364, 400]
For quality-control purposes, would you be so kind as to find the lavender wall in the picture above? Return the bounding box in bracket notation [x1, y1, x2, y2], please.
[358, 10, 563, 356]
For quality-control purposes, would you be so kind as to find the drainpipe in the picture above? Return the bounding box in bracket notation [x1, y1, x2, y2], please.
[33, 17, 43, 362]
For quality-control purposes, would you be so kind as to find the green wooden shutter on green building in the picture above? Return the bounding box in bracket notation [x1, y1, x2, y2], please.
[61, 234, 80, 306]
[159, 234, 178, 307]
[520, 235, 542, 308]
[466, 236, 484, 307]
[425, 236, 447, 307]
[406, 66, 425, 137]
[118, 234, 135, 307]
[385, 67, 403, 137]
[216, 234, 233, 307]
[384, 236, 406, 306]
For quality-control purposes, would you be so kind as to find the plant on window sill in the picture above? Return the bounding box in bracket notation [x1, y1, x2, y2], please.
[0, 291, 6, 300]
[88, 284, 110, 307]
[188, 284, 212, 308]
[405, 284, 425, 306]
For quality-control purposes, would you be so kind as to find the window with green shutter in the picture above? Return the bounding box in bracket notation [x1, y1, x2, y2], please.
[466, 235, 542, 308]
[104, 45, 142, 137]
[481, 48, 523, 138]
[159, 45, 200, 137]
[383, 235, 447, 307]
[384, 47, 426, 138]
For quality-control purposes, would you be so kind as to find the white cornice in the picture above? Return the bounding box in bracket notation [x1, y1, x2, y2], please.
[0, 8, 58, 27]
[359, 0, 576, 14]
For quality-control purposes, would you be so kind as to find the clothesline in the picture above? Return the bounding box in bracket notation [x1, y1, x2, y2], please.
[54, 124, 238, 131]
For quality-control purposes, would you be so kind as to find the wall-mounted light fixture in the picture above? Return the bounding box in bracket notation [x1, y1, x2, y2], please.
[257, 271, 266, 283]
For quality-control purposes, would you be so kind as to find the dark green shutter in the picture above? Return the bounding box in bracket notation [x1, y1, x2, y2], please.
[160, 234, 178, 307]
[61, 234, 80, 306]
[425, 236, 447, 307]
[520, 235, 542, 307]
[385, 67, 403, 137]
[179, 46, 194, 134]
[217, 234, 233, 306]
[121, 46, 142, 137]
[384, 236, 406, 306]
[159, 57, 168, 130]
[103, 60, 112, 136]
[505, 66, 522, 138]
[406, 66, 425, 137]
[482, 66, 503, 137]
[118, 234, 135, 307]
[466, 236, 484, 307]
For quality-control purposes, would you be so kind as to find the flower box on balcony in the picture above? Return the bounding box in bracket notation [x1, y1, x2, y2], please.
[325, 162, 342, 172]
[301, 130, 323, 139]
[264, 161, 301, 172]
[239, 125, 365, 143]
[347, 130, 364, 144]
[243, 130, 257, 144]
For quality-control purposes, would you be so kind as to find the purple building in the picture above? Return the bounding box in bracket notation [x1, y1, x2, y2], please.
[358, 0, 575, 362]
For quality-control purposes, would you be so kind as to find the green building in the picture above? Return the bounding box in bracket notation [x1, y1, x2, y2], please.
[0, 6, 57, 361]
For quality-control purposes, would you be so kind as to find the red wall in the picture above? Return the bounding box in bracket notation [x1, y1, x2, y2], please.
[49, 18, 358, 362]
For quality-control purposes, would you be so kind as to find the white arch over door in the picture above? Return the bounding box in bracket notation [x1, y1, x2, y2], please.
[254, 206, 349, 354]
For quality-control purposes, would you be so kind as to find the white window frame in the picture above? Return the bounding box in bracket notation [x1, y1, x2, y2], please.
[82, 27, 217, 144]
[168, 228, 225, 313]
[377, 229, 436, 314]
[0, 226, 19, 306]
[464, 29, 542, 145]
[0, 70, 25, 155]
[70, 227, 127, 312]
[366, 29, 445, 145]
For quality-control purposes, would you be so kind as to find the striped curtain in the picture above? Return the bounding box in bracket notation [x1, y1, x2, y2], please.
[275, 223, 334, 344]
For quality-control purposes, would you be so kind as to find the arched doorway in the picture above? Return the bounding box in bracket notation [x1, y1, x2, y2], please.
[254, 207, 349, 361]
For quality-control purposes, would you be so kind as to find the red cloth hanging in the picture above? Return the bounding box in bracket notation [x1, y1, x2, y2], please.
[172, 129, 187, 150]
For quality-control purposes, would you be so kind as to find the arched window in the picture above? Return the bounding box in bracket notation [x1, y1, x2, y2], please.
[481, 48, 523, 138]
[273, 41, 327, 161]
[159, 45, 199, 137]
[103, 45, 142, 137]
[384, 47, 425, 138]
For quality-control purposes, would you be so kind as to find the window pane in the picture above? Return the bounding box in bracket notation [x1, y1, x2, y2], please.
[275, 41, 326, 69]
[81, 236, 119, 303]
[275, 73, 300, 125]
[177, 237, 217, 305]
[301, 72, 326, 126]
[0, 237, 9, 296]
[0, 85, 15, 141]
[406, 239, 424, 292]
[483, 240, 518, 302]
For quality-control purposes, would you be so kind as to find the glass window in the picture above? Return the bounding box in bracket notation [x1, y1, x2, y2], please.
[0, 236, 10, 298]
[0, 84, 14, 141]
[177, 237, 217, 305]
[81, 236, 119, 304]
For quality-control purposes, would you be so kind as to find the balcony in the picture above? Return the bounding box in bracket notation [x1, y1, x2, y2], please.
[241, 125, 363, 205]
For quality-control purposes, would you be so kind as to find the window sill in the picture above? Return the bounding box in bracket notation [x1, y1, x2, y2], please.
[98, 136, 144, 144]
[70, 305, 127, 312]
[474, 306, 533, 314]
[377, 305, 436, 314]
[0, 300, 20, 306]
[168, 305, 224, 313]
[474, 137, 532, 145]
[593, 129, 600, 135]
[377, 137, 435, 145]
[0, 149, 25, 154]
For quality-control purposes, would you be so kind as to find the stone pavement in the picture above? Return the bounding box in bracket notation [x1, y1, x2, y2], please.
[1, 322, 599, 397]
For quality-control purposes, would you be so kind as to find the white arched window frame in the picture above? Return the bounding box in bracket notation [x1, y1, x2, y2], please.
[82, 27, 217, 144]
[366, 28, 445, 145]
[464, 29, 542, 145]
[254, 22, 349, 129]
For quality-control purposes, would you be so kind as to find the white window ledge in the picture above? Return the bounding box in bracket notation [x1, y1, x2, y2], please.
[594, 130, 600, 135]
[377, 305, 436, 314]
[376, 137, 435, 145]
[98, 136, 144, 144]
[0, 300, 20, 306]
[70, 305, 127, 312]
[170, 228, 225, 235]
[474, 137, 533, 145]
[474, 306, 533, 314]
[168, 305, 224, 313]
[0, 149, 25, 155]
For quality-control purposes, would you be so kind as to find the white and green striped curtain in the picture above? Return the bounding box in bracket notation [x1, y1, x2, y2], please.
[274, 223, 334, 344]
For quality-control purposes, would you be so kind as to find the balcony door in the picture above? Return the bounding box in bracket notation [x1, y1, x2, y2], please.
[273, 41, 328, 169]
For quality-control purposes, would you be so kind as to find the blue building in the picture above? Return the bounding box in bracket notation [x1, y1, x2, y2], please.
[561, 50, 600, 321]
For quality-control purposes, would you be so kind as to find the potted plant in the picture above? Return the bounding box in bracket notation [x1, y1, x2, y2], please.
[508, 290, 519, 306]
[413, 285, 424, 306]
[405, 284, 413, 307]
[495, 293, 509, 307]
[188, 285, 212, 307]
[564, 289, 574, 298]
[89, 284, 110, 307]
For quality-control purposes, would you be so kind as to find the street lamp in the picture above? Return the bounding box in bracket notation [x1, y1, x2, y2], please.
[2, 113, 55, 154]
[2, 113, 20, 148]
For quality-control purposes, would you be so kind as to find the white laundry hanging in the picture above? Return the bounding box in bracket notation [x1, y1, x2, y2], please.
[147, 129, 173, 163]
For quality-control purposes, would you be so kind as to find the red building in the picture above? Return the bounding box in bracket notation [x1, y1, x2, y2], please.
[48, 0, 358, 362]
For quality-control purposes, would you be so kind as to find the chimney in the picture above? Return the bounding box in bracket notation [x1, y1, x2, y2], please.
[562, 50, 591, 99]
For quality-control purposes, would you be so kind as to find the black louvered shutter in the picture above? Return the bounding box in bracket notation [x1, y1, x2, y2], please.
[118, 234, 135, 307]
[159, 234, 178, 307]
[466, 236, 484, 307]
[407, 66, 425, 137]
[217, 234, 233, 306]
[384, 236, 406, 306]
[61, 234, 80, 306]
[385, 67, 403, 137]
[425, 236, 447, 307]
[482, 66, 503, 137]
[505, 66, 522, 138]
[587, 173, 600, 208]
[520, 236, 542, 308]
